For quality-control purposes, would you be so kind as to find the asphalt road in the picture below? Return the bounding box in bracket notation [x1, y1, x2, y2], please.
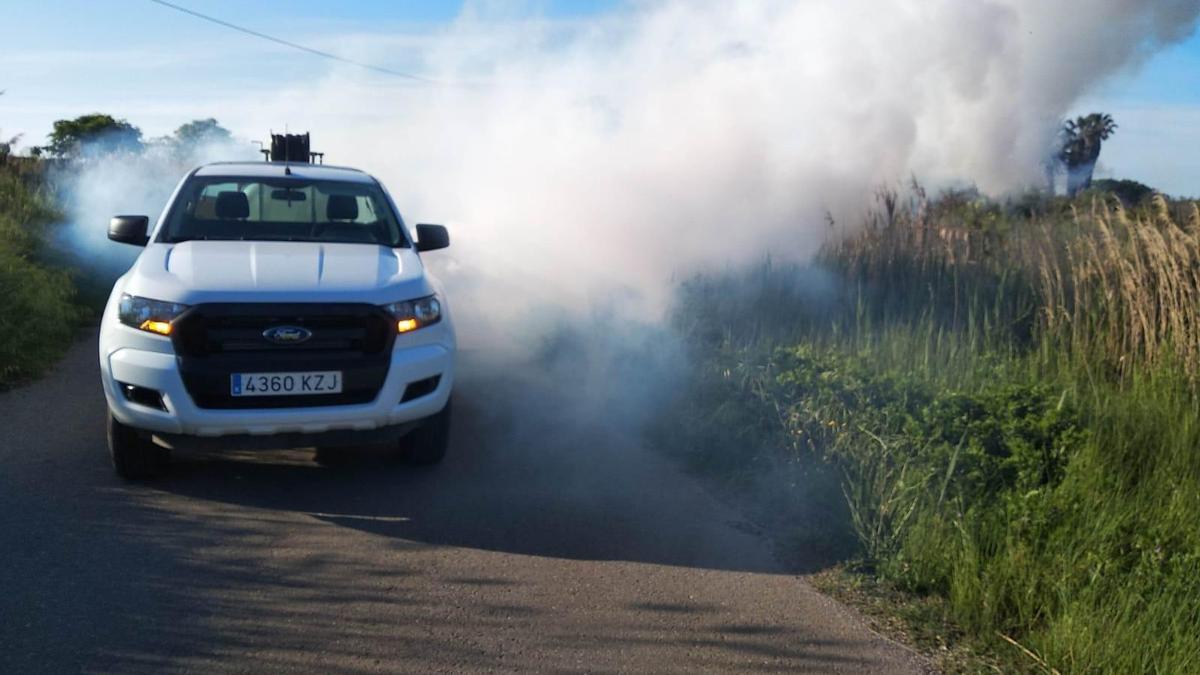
[0, 334, 926, 673]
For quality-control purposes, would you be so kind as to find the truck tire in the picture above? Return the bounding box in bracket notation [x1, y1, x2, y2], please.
[400, 400, 451, 466]
[108, 414, 168, 480]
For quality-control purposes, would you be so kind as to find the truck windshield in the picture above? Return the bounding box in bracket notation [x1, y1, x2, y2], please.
[158, 177, 408, 247]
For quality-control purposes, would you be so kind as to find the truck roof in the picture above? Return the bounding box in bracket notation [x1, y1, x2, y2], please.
[193, 162, 376, 185]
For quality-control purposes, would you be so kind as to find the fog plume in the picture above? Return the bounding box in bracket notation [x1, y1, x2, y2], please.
[56, 1, 1199, 432]
[57, 140, 257, 280]
[227, 0, 1197, 316]
[63, 1, 1199, 314]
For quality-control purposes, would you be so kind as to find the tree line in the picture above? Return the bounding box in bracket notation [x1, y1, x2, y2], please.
[26, 114, 235, 159]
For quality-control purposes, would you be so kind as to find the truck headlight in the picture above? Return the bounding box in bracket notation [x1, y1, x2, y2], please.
[384, 295, 441, 334]
[118, 294, 188, 336]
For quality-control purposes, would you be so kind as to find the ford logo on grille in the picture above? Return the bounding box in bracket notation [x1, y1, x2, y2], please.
[262, 325, 313, 345]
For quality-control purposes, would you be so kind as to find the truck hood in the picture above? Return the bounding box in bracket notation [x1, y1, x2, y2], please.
[122, 241, 435, 305]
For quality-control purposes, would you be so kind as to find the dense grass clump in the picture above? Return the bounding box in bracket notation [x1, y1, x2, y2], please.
[662, 188, 1200, 672]
[0, 158, 78, 387]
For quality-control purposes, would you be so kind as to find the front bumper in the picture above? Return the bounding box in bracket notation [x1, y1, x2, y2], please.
[150, 421, 423, 452]
[100, 338, 453, 440]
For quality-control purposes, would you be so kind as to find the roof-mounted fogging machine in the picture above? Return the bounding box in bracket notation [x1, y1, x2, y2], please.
[259, 132, 325, 164]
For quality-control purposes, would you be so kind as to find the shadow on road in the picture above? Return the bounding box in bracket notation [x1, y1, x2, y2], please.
[1, 338, 911, 673]
[152, 362, 781, 575]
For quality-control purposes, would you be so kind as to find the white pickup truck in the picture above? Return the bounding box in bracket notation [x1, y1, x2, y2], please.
[98, 161, 455, 479]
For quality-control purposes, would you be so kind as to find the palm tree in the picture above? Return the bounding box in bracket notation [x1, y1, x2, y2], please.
[1060, 113, 1117, 196]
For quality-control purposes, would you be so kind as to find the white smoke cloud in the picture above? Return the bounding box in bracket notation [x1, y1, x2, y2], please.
[207, 0, 1198, 314]
[57, 140, 258, 277]
[60, 0, 1199, 341]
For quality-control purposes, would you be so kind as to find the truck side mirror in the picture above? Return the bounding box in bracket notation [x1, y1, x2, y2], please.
[415, 224, 449, 252]
[108, 215, 150, 246]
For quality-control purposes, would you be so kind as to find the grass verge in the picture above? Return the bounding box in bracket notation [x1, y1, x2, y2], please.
[0, 158, 81, 388]
[656, 188, 1200, 674]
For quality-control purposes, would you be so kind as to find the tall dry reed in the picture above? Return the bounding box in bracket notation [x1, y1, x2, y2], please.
[822, 190, 1200, 381]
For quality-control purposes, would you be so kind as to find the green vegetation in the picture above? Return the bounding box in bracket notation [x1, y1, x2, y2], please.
[0, 157, 78, 387]
[0, 107, 241, 389]
[171, 118, 233, 150]
[1091, 178, 1154, 207]
[35, 114, 235, 159]
[661, 189, 1200, 673]
[43, 113, 144, 158]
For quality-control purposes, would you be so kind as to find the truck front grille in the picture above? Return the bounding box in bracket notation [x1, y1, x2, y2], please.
[171, 303, 394, 409]
[173, 303, 391, 357]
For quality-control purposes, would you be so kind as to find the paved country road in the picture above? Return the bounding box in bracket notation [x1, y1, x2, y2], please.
[0, 333, 927, 674]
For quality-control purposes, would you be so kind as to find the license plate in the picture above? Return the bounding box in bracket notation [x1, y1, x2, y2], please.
[231, 371, 343, 397]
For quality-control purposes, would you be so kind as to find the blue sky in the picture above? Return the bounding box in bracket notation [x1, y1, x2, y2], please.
[1077, 32, 1200, 196]
[2, 0, 1197, 195]
[1, 0, 616, 139]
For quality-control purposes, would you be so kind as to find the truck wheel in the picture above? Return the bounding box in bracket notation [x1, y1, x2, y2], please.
[400, 400, 452, 466]
[108, 414, 168, 480]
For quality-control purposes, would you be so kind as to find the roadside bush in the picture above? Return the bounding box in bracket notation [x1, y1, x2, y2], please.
[0, 160, 79, 388]
[0, 248, 77, 383]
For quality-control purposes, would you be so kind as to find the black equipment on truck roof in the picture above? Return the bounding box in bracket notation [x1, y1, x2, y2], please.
[260, 132, 325, 164]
